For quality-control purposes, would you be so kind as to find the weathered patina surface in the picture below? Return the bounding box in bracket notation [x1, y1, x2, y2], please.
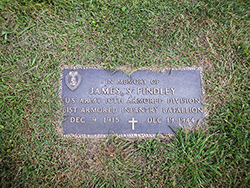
[61, 68, 204, 138]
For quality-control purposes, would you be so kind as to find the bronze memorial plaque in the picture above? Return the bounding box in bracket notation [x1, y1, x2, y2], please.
[60, 68, 204, 138]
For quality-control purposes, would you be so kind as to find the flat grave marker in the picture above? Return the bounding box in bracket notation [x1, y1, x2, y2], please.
[60, 68, 204, 138]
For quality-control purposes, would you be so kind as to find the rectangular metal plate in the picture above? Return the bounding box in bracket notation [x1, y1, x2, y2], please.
[61, 68, 204, 138]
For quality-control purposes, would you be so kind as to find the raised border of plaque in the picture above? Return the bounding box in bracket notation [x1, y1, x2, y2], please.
[59, 66, 205, 138]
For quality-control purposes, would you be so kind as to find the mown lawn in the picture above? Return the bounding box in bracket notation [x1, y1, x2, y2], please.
[0, 0, 249, 187]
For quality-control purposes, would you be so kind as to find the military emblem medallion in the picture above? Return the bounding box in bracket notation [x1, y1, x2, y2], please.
[65, 71, 82, 91]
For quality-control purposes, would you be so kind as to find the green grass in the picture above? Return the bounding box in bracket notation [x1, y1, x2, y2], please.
[0, 0, 249, 187]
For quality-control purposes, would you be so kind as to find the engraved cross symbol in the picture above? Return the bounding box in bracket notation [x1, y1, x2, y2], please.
[128, 117, 138, 130]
